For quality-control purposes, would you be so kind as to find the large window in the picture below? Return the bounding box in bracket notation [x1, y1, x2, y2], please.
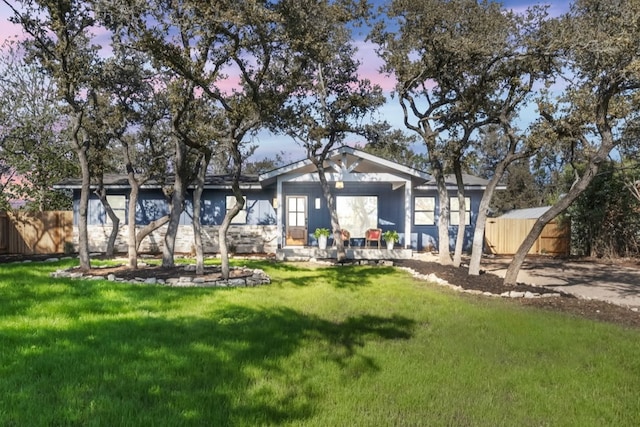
[450, 197, 471, 226]
[336, 196, 377, 238]
[414, 197, 435, 225]
[106, 195, 126, 225]
[226, 196, 247, 224]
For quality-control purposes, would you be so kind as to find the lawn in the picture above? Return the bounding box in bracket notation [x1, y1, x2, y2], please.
[1, 258, 639, 426]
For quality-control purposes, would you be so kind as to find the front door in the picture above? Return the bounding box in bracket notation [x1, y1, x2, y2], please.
[286, 196, 307, 246]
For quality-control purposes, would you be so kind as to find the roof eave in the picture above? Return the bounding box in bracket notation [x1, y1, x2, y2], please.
[259, 145, 431, 183]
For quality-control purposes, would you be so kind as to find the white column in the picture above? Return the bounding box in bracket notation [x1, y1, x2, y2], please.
[276, 178, 283, 248]
[404, 181, 412, 249]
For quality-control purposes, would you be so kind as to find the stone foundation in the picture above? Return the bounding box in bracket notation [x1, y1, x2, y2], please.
[73, 224, 278, 255]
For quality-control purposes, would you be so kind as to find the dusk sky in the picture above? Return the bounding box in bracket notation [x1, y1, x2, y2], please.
[0, 0, 571, 163]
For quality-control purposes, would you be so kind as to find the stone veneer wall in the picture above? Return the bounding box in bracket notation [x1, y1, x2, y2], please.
[74, 224, 278, 254]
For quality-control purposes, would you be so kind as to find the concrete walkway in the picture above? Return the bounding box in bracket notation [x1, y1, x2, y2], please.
[481, 257, 640, 309]
[411, 253, 640, 309]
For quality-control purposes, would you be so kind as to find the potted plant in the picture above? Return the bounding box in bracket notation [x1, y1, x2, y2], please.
[314, 228, 331, 250]
[383, 230, 399, 250]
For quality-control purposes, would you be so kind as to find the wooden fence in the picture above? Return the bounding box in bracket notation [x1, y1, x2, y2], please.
[0, 210, 73, 255]
[484, 218, 570, 256]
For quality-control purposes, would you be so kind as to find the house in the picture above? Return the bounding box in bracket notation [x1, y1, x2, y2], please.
[54, 146, 499, 257]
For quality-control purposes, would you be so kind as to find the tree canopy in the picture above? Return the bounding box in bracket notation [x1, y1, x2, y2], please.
[1, 0, 640, 282]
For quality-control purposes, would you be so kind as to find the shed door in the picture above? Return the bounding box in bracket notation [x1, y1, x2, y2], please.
[286, 196, 307, 246]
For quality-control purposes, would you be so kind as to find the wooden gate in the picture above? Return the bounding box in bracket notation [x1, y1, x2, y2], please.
[0, 210, 73, 254]
[485, 218, 570, 256]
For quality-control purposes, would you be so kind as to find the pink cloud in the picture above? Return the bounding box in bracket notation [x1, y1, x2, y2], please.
[355, 40, 396, 91]
[0, 14, 28, 45]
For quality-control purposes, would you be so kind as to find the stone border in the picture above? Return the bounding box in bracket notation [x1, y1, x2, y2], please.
[400, 266, 640, 312]
[51, 265, 271, 288]
[303, 258, 557, 299]
[397, 266, 561, 299]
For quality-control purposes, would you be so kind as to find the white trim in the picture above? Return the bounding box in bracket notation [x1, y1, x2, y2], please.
[259, 146, 430, 182]
[404, 183, 412, 249]
[416, 184, 499, 191]
[282, 171, 409, 184]
[276, 178, 283, 248]
[53, 183, 264, 191]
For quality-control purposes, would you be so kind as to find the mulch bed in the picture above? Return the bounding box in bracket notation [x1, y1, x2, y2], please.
[396, 259, 640, 329]
[71, 263, 254, 282]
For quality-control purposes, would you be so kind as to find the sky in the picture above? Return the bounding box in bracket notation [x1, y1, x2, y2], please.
[0, 0, 571, 164]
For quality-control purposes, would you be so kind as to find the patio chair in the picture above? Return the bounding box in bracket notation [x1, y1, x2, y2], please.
[333, 229, 351, 247]
[364, 228, 382, 248]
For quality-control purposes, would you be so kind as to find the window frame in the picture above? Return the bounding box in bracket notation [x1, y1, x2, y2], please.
[226, 195, 248, 224]
[414, 196, 436, 225]
[105, 195, 127, 225]
[449, 196, 471, 226]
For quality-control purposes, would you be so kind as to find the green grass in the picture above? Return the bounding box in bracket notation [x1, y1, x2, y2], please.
[1, 258, 639, 426]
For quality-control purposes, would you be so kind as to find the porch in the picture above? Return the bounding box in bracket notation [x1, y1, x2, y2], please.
[275, 246, 414, 261]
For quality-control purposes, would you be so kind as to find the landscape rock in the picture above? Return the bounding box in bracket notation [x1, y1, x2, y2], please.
[49, 265, 271, 289]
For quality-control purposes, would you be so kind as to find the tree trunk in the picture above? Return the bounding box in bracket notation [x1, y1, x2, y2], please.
[468, 172, 505, 275]
[313, 160, 346, 261]
[220, 142, 244, 280]
[432, 167, 453, 265]
[468, 158, 511, 275]
[95, 185, 119, 258]
[504, 152, 608, 285]
[76, 143, 91, 271]
[162, 179, 185, 268]
[220, 190, 243, 279]
[136, 215, 170, 252]
[162, 141, 187, 268]
[103, 210, 119, 258]
[127, 179, 139, 269]
[452, 159, 466, 268]
[192, 152, 210, 275]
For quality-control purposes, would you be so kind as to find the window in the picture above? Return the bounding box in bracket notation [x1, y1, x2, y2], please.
[106, 195, 126, 225]
[226, 195, 247, 224]
[450, 197, 471, 226]
[336, 196, 377, 238]
[414, 197, 435, 225]
[287, 196, 306, 226]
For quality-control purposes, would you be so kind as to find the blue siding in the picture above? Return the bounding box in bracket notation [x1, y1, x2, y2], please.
[136, 190, 169, 225]
[74, 191, 129, 226]
[410, 189, 484, 251]
[72, 179, 486, 252]
[199, 189, 276, 225]
[79, 188, 276, 226]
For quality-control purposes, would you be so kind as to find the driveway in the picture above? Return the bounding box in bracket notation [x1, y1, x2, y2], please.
[481, 257, 640, 309]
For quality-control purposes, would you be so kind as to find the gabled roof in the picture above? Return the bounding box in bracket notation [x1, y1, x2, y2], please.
[259, 145, 431, 186]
